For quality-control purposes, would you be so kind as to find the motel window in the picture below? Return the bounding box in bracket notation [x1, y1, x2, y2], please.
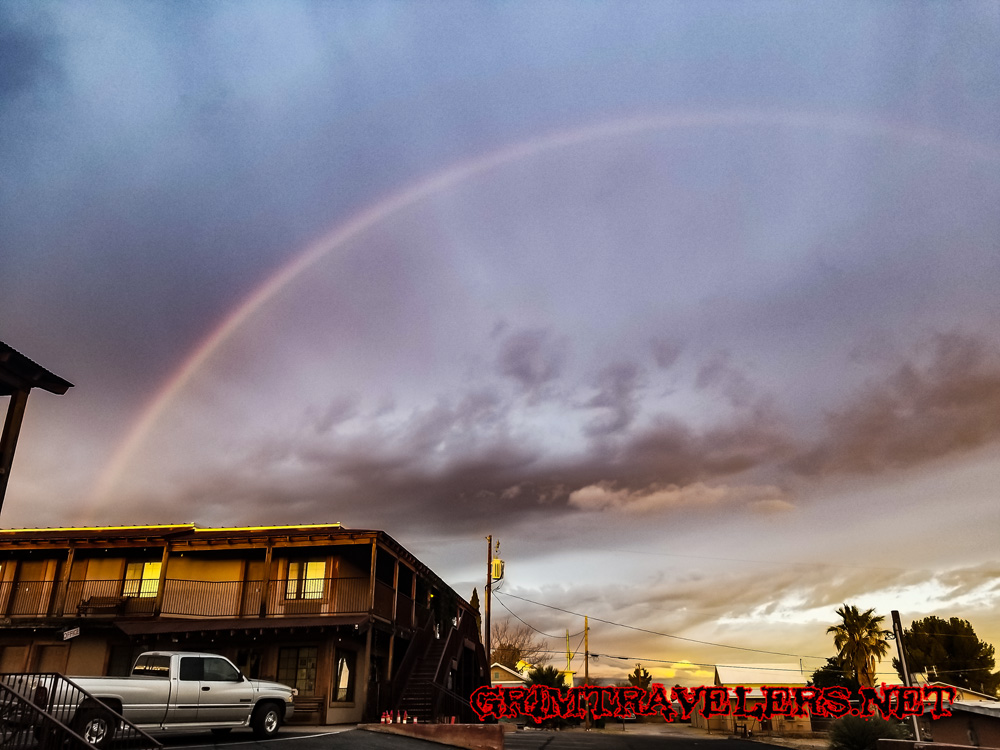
[123, 561, 161, 598]
[333, 650, 355, 702]
[285, 560, 325, 600]
[277, 646, 317, 694]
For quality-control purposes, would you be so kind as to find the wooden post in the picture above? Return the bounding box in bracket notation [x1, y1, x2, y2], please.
[259, 543, 273, 617]
[369, 540, 377, 614]
[55, 547, 75, 617]
[391, 557, 398, 623]
[153, 545, 170, 616]
[891, 610, 922, 741]
[0, 389, 30, 514]
[584, 616, 590, 729]
[484, 535, 492, 665]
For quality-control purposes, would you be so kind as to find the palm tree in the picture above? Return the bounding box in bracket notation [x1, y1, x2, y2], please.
[827, 604, 891, 688]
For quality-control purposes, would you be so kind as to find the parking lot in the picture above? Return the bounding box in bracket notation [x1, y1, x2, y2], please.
[158, 725, 766, 750]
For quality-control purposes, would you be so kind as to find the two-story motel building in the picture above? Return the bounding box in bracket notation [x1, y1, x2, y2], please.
[0, 523, 486, 724]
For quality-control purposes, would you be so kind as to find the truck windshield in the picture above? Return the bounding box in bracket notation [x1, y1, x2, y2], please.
[132, 655, 171, 678]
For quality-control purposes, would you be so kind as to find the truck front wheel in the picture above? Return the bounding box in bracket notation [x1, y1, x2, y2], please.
[74, 707, 116, 748]
[251, 703, 282, 740]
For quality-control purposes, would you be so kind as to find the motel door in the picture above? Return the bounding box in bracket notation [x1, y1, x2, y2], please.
[32, 645, 69, 673]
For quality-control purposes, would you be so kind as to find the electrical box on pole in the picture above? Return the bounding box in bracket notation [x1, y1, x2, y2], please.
[491, 558, 504, 580]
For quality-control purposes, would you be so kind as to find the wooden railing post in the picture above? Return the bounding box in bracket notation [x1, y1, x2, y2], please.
[259, 543, 273, 617]
[368, 540, 377, 615]
[152, 545, 170, 616]
[391, 558, 398, 623]
[55, 547, 75, 616]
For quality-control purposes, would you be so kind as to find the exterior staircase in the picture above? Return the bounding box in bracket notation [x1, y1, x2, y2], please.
[397, 637, 447, 721]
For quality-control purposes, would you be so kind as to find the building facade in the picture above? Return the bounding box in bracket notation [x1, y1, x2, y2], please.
[0, 524, 486, 725]
[690, 664, 813, 736]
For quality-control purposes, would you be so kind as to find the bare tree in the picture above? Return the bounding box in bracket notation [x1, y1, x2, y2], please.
[490, 618, 550, 669]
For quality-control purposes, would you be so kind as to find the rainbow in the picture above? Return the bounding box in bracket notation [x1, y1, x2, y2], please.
[86, 109, 1000, 514]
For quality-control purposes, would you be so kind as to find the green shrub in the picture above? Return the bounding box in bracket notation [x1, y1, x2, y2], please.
[829, 715, 908, 750]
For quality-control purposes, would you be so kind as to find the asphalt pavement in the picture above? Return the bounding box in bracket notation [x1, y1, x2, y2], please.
[156, 725, 774, 750]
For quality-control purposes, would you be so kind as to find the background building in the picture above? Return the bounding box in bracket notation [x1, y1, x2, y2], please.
[691, 664, 812, 736]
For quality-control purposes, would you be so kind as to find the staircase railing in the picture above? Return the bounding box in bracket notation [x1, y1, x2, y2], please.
[0, 673, 161, 750]
[391, 609, 436, 709]
[429, 610, 484, 723]
[427, 682, 474, 723]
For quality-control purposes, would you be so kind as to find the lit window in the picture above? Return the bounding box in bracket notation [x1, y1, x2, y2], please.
[124, 561, 161, 598]
[333, 651, 355, 701]
[286, 561, 325, 600]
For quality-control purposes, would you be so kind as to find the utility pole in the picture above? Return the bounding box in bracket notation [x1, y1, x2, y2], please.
[566, 629, 573, 674]
[891, 610, 922, 742]
[485, 535, 492, 667]
[584, 615, 590, 729]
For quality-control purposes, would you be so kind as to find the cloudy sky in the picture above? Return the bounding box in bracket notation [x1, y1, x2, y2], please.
[3, 1, 999, 683]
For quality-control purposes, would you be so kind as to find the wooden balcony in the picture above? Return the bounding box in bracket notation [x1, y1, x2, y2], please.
[0, 577, 385, 621]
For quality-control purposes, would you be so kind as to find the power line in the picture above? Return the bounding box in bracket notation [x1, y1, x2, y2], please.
[495, 591, 828, 661]
[494, 592, 584, 639]
[527, 652, 992, 682]
[530, 651, 812, 672]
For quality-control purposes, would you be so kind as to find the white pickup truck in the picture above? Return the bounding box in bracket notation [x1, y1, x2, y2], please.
[65, 651, 297, 744]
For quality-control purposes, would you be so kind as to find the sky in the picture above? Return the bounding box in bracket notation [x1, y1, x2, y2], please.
[2, 1, 999, 685]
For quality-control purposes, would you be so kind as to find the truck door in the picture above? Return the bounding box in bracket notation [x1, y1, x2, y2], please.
[170, 656, 204, 724]
[197, 656, 254, 723]
[130, 653, 174, 725]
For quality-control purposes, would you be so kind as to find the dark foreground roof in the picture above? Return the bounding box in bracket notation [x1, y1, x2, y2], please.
[0, 340, 73, 396]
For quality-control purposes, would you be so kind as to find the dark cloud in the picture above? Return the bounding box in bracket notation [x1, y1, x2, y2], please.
[310, 395, 360, 435]
[137, 385, 796, 539]
[621, 407, 792, 487]
[650, 337, 683, 370]
[583, 361, 642, 436]
[495, 328, 567, 393]
[793, 333, 1000, 475]
[0, 13, 59, 101]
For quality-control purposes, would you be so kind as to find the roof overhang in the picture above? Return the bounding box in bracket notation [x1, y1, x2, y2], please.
[0, 341, 73, 396]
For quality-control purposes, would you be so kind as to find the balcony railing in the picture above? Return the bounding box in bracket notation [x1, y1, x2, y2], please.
[0, 577, 381, 621]
[396, 592, 413, 629]
[373, 581, 394, 620]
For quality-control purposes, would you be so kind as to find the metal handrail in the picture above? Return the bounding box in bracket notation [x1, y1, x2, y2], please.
[0, 672, 161, 750]
[391, 610, 436, 709]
